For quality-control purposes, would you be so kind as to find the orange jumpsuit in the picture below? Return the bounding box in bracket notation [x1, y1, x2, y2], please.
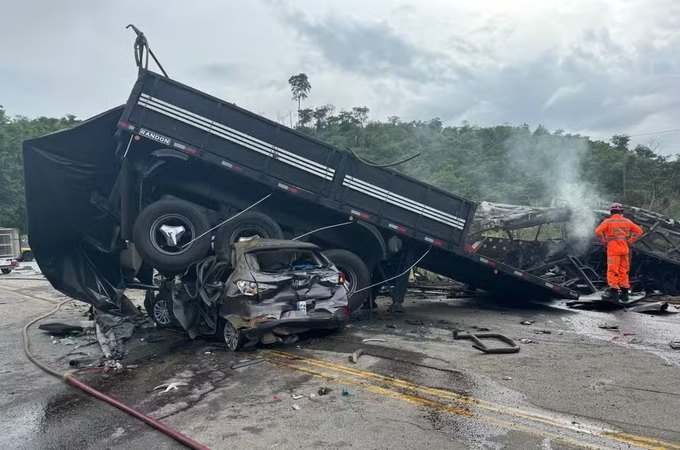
[594, 214, 642, 290]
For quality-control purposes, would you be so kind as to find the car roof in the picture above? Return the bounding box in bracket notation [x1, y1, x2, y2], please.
[233, 239, 319, 253]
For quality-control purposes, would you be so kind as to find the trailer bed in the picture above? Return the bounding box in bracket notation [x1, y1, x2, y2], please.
[118, 70, 578, 300]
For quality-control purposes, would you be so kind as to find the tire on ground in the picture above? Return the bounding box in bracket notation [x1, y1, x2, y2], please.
[213, 211, 283, 263]
[133, 198, 211, 274]
[323, 249, 371, 312]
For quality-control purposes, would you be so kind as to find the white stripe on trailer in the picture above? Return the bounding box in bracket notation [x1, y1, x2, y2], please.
[514, 270, 524, 276]
[138, 95, 335, 180]
[345, 176, 466, 227]
[342, 178, 465, 230]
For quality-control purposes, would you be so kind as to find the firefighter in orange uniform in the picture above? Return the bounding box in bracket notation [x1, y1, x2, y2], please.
[595, 203, 642, 301]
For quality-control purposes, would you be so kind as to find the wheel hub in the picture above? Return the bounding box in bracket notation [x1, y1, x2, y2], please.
[159, 224, 186, 247]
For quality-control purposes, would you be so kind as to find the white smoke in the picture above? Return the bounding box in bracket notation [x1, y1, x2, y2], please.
[504, 130, 602, 254]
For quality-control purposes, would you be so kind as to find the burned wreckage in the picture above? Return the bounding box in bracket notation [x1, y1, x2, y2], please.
[469, 202, 680, 298]
[21, 33, 591, 355]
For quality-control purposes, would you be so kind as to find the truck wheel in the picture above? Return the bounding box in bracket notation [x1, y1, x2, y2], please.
[133, 198, 211, 274]
[323, 249, 371, 312]
[214, 211, 283, 263]
[1, 268, 11, 275]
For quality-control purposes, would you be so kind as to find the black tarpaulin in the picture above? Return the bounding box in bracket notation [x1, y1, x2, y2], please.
[22, 106, 130, 314]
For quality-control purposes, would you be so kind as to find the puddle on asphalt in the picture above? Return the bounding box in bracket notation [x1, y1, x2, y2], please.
[556, 300, 680, 365]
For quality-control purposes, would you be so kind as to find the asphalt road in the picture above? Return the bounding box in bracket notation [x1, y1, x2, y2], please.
[1, 274, 679, 449]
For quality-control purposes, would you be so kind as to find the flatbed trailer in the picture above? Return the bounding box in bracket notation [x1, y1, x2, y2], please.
[115, 69, 578, 302]
[23, 62, 578, 316]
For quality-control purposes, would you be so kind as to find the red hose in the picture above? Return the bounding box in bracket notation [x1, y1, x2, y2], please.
[22, 299, 211, 450]
[64, 373, 210, 450]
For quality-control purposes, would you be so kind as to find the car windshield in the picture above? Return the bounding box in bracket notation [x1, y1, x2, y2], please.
[246, 249, 328, 273]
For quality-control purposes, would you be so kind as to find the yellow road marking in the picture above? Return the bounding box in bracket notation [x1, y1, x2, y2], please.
[265, 350, 680, 450]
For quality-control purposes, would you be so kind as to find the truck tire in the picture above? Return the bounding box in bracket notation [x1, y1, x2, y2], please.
[214, 211, 283, 263]
[323, 249, 371, 312]
[133, 198, 211, 274]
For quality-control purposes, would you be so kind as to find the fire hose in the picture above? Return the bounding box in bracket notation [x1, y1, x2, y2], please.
[22, 300, 210, 450]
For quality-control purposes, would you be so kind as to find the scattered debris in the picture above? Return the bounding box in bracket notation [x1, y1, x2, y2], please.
[59, 338, 77, 345]
[598, 324, 619, 330]
[520, 320, 535, 325]
[231, 358, 264, 369]
[68, 357, 98, 367]
[471, 325, 491, 332]
[291, 394, 304, 400]
[318, 387, 331, 396]
[362, 338, 386, 343]
[670, 341, 680, 350]
[153, 382, 188, 393]
[342, 388, 350, 396]
[272, 395, 281, 401]
[38, 322, 83, 335]
[309, 393, 316, 399]
[454, 331, 520, 354]
[385, 324, 397, 329]
[292, 404, 300, 410]
[627, 302, 671, 314]
[519, 338, 534, 344]
[533, 330, 552, 335]
[349, 349, 365, 364]
[405, 319, 425, 326]
[503, 376, 513, 380]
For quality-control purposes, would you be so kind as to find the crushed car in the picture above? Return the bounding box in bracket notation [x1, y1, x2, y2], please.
[147, 239, 350, 350]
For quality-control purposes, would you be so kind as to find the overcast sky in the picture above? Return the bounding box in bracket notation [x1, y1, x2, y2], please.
[2, 0, 680, 154]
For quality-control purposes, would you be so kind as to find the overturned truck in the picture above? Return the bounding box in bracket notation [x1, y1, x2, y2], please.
[22, 35, 580, 350]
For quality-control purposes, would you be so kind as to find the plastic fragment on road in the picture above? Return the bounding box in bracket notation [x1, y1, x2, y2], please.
[503, 376, 513, 380]
[318, 387, 331, 396]
[153, 382, 188, 393]
[362, 338, 386, 343]
[670, 341, 680, 350]
[342, 388, 349, 396]
[598, 323, 619, 330]
[349, 349, 365, 363]
[291, 394, 304, 400]
[520, 320, 535, 325]
[292, 404, 300, 410]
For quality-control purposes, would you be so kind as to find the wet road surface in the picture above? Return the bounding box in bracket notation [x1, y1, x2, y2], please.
[1, 275, 679, 449]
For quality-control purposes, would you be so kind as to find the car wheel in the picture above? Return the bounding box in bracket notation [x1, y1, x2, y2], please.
[133, 198, 211, 274]
[1, 268, 11, 275]
[323, 249, 371, 312]
[149, 294, 177, 328]
[214, 211, 283, 263]
[221, 319, 243, 351]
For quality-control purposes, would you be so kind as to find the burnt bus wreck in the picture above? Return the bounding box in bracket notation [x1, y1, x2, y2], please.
[469, 202, 680, 297]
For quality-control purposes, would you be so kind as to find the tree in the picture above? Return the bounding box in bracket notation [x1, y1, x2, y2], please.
[288, 73, 312, 112]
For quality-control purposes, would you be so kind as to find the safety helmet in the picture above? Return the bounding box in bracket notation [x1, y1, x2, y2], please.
[610, 203, 624, 213]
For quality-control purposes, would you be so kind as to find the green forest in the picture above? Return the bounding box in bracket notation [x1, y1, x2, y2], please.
[1, 95, 679, 232]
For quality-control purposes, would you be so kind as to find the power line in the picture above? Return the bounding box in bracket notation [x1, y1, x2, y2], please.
[628, 128, 680, 137]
